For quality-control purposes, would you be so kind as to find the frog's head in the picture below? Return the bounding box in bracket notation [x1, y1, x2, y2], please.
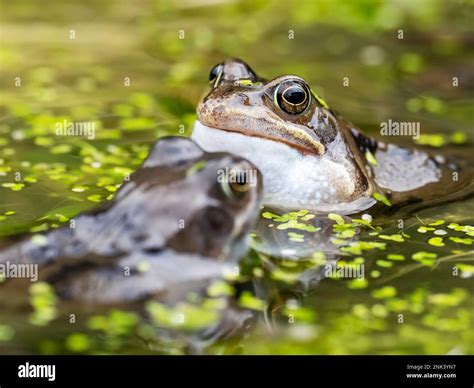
[197, 58, 330, 155]
[192, 59, 375, 214]
[115, 136, 263, 261]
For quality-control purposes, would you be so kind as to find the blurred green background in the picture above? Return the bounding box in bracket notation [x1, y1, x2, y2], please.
[0, 0, 473, 355]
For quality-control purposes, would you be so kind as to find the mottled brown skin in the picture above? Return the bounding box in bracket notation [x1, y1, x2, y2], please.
[0, 137, 263, 305]
[192, 58, 472, 213]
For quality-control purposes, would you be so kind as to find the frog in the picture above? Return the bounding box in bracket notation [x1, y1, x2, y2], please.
[192, 58, 471, 215]
[0, 136, 263, 305]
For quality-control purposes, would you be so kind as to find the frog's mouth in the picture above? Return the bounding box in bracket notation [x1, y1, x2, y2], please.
[195, 116, 325, 156]
[220, 125, 325, 155]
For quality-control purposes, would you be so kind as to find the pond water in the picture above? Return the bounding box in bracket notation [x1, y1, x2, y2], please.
[0, 0, 472, 354]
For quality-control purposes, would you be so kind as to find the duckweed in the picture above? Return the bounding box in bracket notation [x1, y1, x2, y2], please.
[352, 218, 376, 229]
[238, 292, 266, 310]
[428, 237, 445, 247]
[387, 253, 405, 261]
[288, 232, 305, 242]
[0, 0, 472, 356]
[283, 301, 316, 323]
[277, 219, 320, 232]
[449, 237, 472, 245]
[376, 260, 393, 268]
[428, 289, 467, 307]
[270, 269, 301, 284]
[365, 150, 377, 166]
[328, 213, 345, 225]
[207, 281, 235, 297]
[347, 278, 368, 289]
[412, 251, 438, 266]
[429, 220, 445, 226]
[372, 286, 397, 299]
[88, 310, 139, 336]
[340, 241, 386, 255]
[2, 182, 25, 191]
[146, 301, 219, 330]
[417, 226, 435, 233]
[86, 194, 102, 202]
[456, 264, 474, 277]
[373, 192, 391, 206]
[29, 282, 58, 326]
[65, 333, 91, 353]
[379, 234, 405, 242]
[0, 325, 15, 342]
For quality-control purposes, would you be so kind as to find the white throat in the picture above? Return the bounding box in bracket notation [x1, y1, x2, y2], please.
[192, 121, 375, 214]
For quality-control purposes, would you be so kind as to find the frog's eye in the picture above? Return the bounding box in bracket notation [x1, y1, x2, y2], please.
[230, 171, 252, 193]
[209, 63, 223, 86]
[275, 81, 310, 114]
[219, 166, 253, 199]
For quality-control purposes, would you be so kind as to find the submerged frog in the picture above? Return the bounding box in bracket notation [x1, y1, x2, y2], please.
[0, 137, 263, 304]
[192, 59, 471, 214]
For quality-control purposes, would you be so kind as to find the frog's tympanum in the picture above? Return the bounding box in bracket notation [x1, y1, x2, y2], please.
[192, 58, 470, 214]
[0, 137, 263, 305]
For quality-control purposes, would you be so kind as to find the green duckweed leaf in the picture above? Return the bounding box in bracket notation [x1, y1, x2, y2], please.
[373, 192, 391, 206]
[428, 237, 445, 247]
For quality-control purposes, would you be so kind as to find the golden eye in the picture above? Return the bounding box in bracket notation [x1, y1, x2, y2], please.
[230, 170, 251, 193]
[209, 63, 223, 86]
[219, 167, 253, 199]
[275, 81, 310, 114]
